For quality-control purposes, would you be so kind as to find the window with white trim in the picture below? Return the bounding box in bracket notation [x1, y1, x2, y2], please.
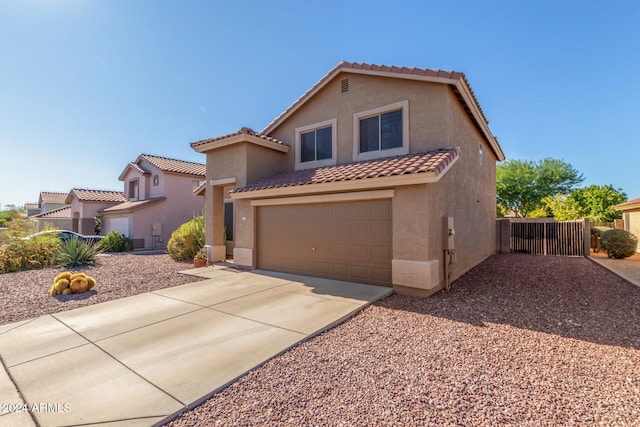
[295, 119, 337, 169]
[353, 100, 409, 161]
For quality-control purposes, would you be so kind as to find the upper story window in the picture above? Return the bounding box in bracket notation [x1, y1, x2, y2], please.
[353, 100, 409, 161]
[295, 119, 337, 170]
[128, 179, 139, 201]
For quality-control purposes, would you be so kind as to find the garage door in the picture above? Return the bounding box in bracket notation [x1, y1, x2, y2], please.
[105, 216, 130, 237]
[257, 199, 392, 286]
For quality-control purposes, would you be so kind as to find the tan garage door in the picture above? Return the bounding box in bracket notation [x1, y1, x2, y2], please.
[257, 199, 392, 286]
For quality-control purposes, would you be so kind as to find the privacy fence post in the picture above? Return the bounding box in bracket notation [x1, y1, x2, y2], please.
[582, 217, 590, 257]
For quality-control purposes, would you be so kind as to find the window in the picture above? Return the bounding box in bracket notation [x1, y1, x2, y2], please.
[153, 175, 159, 186]
[359, 109, 403, 153]
[128, 180, 138, 201]
[295, 119, 337, 169]
[353, 100, 409, 161]
[224, 202, 233, 241]
[301, 126, 332, 163]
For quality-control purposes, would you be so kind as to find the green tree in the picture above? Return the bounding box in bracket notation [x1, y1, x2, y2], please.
[544, 185, 626, 222]
[496, 158, 584, 217]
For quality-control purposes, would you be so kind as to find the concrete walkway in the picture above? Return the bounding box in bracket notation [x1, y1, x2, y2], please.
[589, 254, 640, 288]
[0, 266, 391, 427]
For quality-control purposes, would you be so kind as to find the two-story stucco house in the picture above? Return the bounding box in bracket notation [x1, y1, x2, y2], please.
[101, 154, 206, 250]
[192, 62, 505, 296]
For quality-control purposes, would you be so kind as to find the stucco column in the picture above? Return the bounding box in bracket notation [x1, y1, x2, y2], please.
[210, 185, 226, 262]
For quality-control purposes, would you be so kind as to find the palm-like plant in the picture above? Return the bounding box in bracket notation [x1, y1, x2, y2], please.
[59, 237, 104, 268]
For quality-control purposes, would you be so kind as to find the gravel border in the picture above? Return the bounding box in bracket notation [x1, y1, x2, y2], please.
[0, 253, 203, 326]
[166, 254, 640, 426]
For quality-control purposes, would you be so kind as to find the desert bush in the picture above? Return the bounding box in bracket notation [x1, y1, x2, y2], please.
[0, 240, 61, 273]
[99, 231, 133, 252]
[600, 229, 638, 259]
[167, 215, 205, 261]
[59, 236, 104, 268]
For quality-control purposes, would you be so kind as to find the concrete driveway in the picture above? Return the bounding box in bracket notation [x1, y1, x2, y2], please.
[0, 266, 391, 427]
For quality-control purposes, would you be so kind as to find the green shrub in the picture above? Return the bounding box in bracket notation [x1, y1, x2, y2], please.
[59, 237, 104, 268]
[99, 231, 133, 252]
[592, 226, 612, 238]
[600, 229, 638, 259]
[167, 215, 205, 261]
[0, 240, 61, 273]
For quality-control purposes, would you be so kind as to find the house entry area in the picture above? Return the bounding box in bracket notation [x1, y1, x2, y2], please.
[256, 199, 392, 287]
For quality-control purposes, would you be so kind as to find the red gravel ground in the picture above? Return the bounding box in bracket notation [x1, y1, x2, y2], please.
[0, 253, 203, 326]
[166, 254, 640, 426]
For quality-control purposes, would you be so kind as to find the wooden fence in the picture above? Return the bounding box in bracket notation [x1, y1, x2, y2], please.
[496, 218, 590, 256]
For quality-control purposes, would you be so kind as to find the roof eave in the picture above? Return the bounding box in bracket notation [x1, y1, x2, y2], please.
[614, 202, 640, 212]
[191, 133, 290, 154]
[453, 80, 505, 161]
[260, 63, 504, 161]
[231, 153, 458, 200]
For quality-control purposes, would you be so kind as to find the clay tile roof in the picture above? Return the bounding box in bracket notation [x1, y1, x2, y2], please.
[614, 197, 640, 211]
[31, 206, 71, 219]
[102, 197, 166, 213]
[139, 154, 206, 176]
[67, 189, 126, 203]
[129, 162, 150, 175]
[24, 203, 39, 210]
[190, 127, 287, 149]
[233, 148, 459, 194]
[39, 192, 68, 204]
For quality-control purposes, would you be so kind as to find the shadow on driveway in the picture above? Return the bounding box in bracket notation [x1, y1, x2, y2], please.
[377, 253, 640, 349]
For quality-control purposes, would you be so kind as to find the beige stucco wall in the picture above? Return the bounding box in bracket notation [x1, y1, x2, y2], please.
[69, 199, 119, 235]
[269, 73, 450, 170]
[625, 211, 640, 251]
[203, 143, 284, 249]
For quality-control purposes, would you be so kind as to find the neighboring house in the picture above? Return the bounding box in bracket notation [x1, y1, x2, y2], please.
[24, 203, 40, 217]
[191, 61, 505, 296]
[65, 189, 126, 235]
[24, 191, 69, 218]
[101, 154, 206, 250]
[39, 191, 69, 214]
[29, 206, 73, 231]
[614, 198, 640, 251]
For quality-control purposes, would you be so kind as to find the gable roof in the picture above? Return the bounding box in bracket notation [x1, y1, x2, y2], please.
[614, 197, 640, 212]
[24, 203, 39, 210]
[190, 127, 289, 154]
[262, 61, 504, 161]
[232, 147, 458, 198]
[31, 205, 71, 219]
[65, 189, 126, 204]
[101, 197, 166, 214]
[119, 154, 206, 180]
[39, 191, 68, 205]
[139, 154, 206, 176]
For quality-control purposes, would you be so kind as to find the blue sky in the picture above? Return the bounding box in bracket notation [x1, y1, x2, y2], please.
[1, 0, 638, 208]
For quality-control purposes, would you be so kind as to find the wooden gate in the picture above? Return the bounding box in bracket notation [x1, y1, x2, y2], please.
[496, 218, 590, 256]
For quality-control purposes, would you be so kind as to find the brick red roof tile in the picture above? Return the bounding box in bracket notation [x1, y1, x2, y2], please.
[39, 191, 68, 204]
[190, 127, 286, 150]
[139, 154, 206, 176]
[67, 189, 126, 203]
[31, 206, 71, 219]
[129, 162, 150, 175]
[233, 148, 458, 193]
[102, 197, 166, 213]
[614, 197, 640, 211]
